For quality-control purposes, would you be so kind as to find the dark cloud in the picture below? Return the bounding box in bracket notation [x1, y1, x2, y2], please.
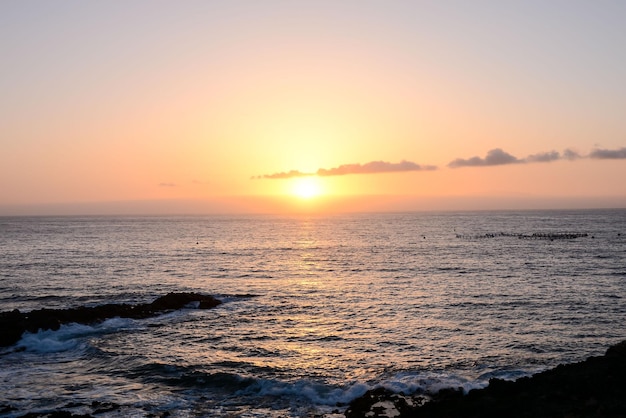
[562, 149, 581, 160]
[524, 150, 560, 163]
[448, 148, 521, 168]
[256, 146, 625, 179]
[449, 147, 592, 168]
[254, 160, 436, 180]
[588, 147, 626, 159]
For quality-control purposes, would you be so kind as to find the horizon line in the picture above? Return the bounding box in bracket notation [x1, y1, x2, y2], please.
[1, 195, 625, 217]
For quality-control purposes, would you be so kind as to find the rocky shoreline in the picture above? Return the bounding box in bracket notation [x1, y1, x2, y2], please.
[2, 296, 625, 417]
[4, 341, 626, 418]
[0, 292, 222, 348]
[346, 340, 626, 418]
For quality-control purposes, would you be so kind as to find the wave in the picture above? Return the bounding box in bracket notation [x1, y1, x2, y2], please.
[124, 359, 529, 409]
[15, 317, 138, 353]
[375, 371, 489, 396]
[0, 292, 223, 347]
[240, 378, 370, 406]
[234, 370, 521, 407]
[124, 360, 369, 406]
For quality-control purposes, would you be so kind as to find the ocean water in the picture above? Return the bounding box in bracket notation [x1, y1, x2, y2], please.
[1, 209, 625, 417]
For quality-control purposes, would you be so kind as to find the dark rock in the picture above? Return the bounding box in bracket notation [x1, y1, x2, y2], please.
[149, 292, 221, 311]
[345, 340, 626, 418]
[606, 340, 626, 358]
[0, 292, 222, 347]
[0, 404, 17, 414]
[345, 387, 426, 418]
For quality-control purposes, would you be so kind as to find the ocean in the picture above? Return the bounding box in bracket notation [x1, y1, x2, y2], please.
[1, 209, 625, 417]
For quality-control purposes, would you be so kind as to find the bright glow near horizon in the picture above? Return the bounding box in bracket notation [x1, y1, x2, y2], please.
[1, 1, 626, 215]
[291, 177, 323, 200]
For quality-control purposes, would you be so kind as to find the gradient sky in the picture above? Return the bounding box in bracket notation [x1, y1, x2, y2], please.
[2, 1, 626, 214]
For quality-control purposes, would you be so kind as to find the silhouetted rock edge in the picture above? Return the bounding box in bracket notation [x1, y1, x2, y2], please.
[0, 292, 222, 347]
[345, 340, 626, 418]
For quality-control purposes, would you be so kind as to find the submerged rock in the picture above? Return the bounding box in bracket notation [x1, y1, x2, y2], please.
[346, 340, 626, 417]
[0, 292, 221, 347]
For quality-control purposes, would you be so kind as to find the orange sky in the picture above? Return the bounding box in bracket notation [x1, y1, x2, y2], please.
[1, 1, 626, 215]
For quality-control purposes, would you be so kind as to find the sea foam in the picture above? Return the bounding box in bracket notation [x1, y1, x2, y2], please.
[16, 317, 138, 353]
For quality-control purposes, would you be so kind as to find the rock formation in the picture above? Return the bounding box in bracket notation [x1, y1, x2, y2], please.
[0, 292, 221, 347]
[346, 340, 626, 417]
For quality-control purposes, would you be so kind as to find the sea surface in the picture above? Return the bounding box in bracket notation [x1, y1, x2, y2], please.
[1, 209, 625, 417]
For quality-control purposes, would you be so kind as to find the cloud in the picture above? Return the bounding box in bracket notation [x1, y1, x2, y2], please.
[317, 160, 437, 176]
[255, 146, 625, 179]
[562, 149, 581, 160]
[159, 182, 176, 187]
[448, 148, 521, 168]
[449, 147, 591, 168]
[588, 147, 626, 159]
[254, 160, 436, 179]
[524, 150, 560, 163]
[253, 170, 313, 180]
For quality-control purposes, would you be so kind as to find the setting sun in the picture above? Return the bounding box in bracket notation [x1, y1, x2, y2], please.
[291, 177, 323, 199]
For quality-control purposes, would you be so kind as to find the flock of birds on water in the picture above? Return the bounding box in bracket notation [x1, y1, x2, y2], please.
[455, 231, 593, 240]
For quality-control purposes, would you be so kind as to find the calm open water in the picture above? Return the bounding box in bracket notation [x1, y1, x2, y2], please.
[1, 209, 625, 416]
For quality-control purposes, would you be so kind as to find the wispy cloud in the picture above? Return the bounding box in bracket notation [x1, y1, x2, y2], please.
[255, 146, 625, 179]
[449, 147, 594, 168]
[254, 160, 436, 179]
[525, 150, 560, 163]
[588, 147, 626, 159]
[562, 149, 582, 160]
[159, 182, 177, 187]
[448, 148, 521, 168]
[318, 160, 436, 176]
[253, 170, 312, 180]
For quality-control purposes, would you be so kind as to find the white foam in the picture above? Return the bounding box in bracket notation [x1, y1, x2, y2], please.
[235, 370, 493, 409]
[97, 316, 137, 331]
[17, 323, 89, 353]
[239, 378, 370, 406]
[477, 368, 539, 383]
[372, 371, 491, 396]
[16, 317, 138, 353]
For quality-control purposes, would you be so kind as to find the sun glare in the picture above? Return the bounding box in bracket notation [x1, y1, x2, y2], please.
[291, 177, 323, 199]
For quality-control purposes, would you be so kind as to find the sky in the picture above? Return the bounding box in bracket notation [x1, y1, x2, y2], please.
[1, 0, 626, 214]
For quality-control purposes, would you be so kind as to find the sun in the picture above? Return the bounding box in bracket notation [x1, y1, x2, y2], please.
[291, 177, 323, 199]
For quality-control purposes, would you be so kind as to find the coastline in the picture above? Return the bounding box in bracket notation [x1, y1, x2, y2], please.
[0, 292, 222, 348]
[346, 340, 626, 417]
[3, 314, 625, 418]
